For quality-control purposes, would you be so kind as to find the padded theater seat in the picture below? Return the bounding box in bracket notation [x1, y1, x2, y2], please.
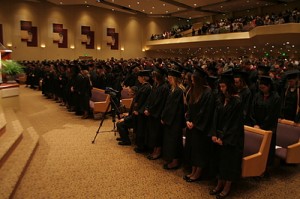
[276, 119, 300, 164]
[242, 126, 272, 177]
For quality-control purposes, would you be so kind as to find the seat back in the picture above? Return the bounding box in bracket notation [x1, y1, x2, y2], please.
[243, 130, 263, 157]
[90, 88, 108, 102]
[242, 126, 272, 177]
[276, 120, 300, 148]
[121, 88, 131, 99]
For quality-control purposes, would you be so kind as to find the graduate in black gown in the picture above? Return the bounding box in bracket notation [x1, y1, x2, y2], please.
[144, 67, 169, 160]
[250, 76, 281, 167]
[116, 86, 138, 146]
[161, 69, 185, 170]
[233, 70, 252, 125]
[280, 69, 300, 123]
[209, 74, 244, 199]
[132, 70, 152, 153]
[184, 67, 215, 182]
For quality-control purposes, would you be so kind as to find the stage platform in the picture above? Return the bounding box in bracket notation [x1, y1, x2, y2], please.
[0, 83, 20, 98]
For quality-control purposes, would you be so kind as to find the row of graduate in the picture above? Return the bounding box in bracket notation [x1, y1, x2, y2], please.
[116, 66, 299, 198]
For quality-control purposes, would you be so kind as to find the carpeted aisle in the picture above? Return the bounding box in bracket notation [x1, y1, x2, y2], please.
[3, 86, 300, 199]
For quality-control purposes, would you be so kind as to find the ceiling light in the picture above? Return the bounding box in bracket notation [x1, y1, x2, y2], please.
[194, 4, 197, 7]
[163, 4, 165, 6]
[150, 12, 152, 14]
[128, 5, 130, 7]
[137, 2, 139, 4]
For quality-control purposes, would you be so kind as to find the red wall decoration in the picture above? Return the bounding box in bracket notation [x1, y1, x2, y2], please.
[53, 23, 68, 48]
[81, 26, 94, 49]
[107, 28, 119, 50]
[20, 20, 38, 47]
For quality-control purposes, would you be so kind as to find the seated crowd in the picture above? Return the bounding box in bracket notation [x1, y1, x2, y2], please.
[151, 8, 300, 40]
[21, 56, 299, 198]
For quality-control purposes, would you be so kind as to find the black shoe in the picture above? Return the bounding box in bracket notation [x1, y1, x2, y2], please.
[116, 138, 122, 141]
[118, 141, 131, 146]
[186, 177, 201, 182]
[216, 191, 230, 199]
[147, 154, 161, 160]
[183, 175, 190, 180]
[209, 189, 222, 195]
[163, 163, 180, 170]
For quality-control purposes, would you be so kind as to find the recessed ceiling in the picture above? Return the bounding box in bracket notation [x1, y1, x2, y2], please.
[47, 0, 297, 19]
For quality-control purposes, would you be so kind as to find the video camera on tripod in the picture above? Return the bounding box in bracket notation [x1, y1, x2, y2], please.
[91, 87, 122, 144]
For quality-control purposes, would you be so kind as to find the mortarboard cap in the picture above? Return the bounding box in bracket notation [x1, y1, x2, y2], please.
[285, 69, 300, 80]
[194, 66, 208, 78]
[138, 70, 151, 77]
[219, 73, 234, 85]
[259, 76, 273, 86]
[153, 66, 167, 76]
[167, 68, 182, 78]
[257, 65, 270, 75]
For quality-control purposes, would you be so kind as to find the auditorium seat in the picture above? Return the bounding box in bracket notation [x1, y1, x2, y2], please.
[120, 87, 133, 110]
[242, 126, 272, 177]
[89, 88, 110, 118]
[276, 119, 300, 164]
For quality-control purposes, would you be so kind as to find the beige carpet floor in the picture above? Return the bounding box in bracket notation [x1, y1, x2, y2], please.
[2, 86, 300, 199]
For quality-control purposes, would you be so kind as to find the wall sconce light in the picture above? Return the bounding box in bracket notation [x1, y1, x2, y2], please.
[41, 44, 46, 48]
[121, 47, 124, 51]
[142, 48, 145, 52]
[97, 46, 101, 50]
[7, 43, 12, 47]
[70, 45, 75, 49]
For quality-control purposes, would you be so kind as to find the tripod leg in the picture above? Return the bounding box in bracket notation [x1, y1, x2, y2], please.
[91, 102, 111, 144]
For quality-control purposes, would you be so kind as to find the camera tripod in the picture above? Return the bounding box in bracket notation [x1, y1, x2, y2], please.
[91, 96, 121, 144]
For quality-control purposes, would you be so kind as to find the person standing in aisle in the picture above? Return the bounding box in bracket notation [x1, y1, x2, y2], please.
[184, 67, 215, 182]
[161, 69, 186, 170]
[209, 74, 244, 199]
[144, 66, 169, 160]
[132, 70, 152, 153]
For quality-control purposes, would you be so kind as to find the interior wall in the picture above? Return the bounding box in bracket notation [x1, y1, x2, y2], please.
[0, 0, 178, 61]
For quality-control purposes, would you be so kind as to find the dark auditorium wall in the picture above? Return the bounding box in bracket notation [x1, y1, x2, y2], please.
[0, 0, 180, 60]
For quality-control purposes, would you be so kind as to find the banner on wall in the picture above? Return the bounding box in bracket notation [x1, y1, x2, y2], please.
[81, 26, 94, 49]
[20, 20, 38, 47]
[107, 28, 119, 50]
[53, 23, 68, 48]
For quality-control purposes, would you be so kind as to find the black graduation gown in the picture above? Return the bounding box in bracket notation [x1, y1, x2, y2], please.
[145, 82, 170, 148]
[161, 87, 185, 160]
[185, 87, 215, 167]
[211, 96, 244, 181]
[238, 87, 252, 125]
[133, 82, 152, 148]
[281, 87, 299, 122]
[250, 91, 281, 165]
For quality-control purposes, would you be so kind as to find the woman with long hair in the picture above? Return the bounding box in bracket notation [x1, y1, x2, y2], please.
[184, 67, 215, 182]
[161, 69, 186, 169]
[144, 67, 169, 159]
[209, 74, 244, 199]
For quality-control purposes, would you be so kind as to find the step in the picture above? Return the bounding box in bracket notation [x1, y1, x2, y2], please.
[0, 119, 23, 169]
[0, 126, 39, 199]
[0, 105, 6, 137]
